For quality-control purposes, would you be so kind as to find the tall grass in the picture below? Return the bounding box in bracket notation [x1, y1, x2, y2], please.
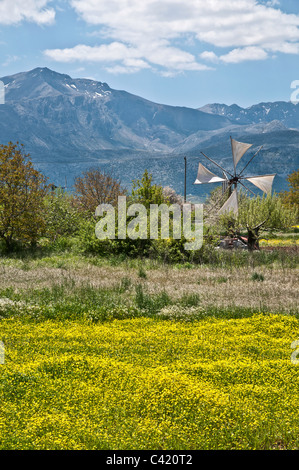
[0, 271, 298, 322]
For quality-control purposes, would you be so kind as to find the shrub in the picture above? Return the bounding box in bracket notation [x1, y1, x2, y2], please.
[134, 284, 171, 315]
[251, 272, 265, 282]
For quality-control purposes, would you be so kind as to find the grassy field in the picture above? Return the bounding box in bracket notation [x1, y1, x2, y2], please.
[0, 247, 299, 449]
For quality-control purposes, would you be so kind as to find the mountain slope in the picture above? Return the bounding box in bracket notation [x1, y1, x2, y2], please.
[0, 67, 298, 197]
[199, 102, 299, 129]
[0, 67, 231, 156]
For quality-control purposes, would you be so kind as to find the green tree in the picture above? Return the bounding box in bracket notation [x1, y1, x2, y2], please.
[219, 193, 298, 250]
[0, 142, 49, 250]
[131, 169, 165, 208]
[44, 188, 81, 241]
[129, 170, 187, 257]
[280, 169, 299, 217]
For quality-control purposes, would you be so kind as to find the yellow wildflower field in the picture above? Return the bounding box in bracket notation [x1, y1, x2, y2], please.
[0, 314, 299, 450]
[260, 238, 299, 247]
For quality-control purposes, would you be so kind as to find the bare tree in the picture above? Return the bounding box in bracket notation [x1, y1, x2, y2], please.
[73, 167, 126, 214]
[162, 186, 183, 205]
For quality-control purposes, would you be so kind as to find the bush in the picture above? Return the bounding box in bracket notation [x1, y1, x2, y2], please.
[179, 292, 201, 307]
[134, 284, 171, 315]
[43, 189, 82, 242]
[251, 272, 265, 282]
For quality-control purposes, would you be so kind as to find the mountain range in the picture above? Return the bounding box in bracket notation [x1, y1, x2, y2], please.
[0, 67, 298, 200]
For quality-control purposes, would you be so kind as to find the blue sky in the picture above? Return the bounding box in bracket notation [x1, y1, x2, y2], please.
[0, 0, 299, 108]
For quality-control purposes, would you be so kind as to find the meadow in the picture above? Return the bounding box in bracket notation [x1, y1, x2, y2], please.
[0, 243, 299, 450]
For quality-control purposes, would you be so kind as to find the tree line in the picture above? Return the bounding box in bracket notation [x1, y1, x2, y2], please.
[0, 142, 298, 255]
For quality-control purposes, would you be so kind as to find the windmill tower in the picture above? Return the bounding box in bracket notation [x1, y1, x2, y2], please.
[193, 136, 276, 214]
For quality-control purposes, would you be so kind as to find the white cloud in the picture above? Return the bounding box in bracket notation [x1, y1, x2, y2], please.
[200, 46, 269, 64]
[265, 0, 280, 7]
[219, 46, 268, 63]
[45, 42, 140, 63]
[45, 39, 211, 74]
[45, 42, 153, 73]
[2, 54, 21, 67]
[199, 51, 219, 63]
[44, 0, 299, 74]
[0, 0, 55, 25]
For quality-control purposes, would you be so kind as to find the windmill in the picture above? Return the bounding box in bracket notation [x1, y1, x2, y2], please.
[193, 136, 276, 215]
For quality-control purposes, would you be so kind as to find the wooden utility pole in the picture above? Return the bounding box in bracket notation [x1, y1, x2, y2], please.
[184, 156, 187, 203]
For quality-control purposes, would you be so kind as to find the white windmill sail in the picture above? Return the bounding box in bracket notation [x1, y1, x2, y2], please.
[194, 162, 226, 184]
[245, 174, 275, 194]
[218, 188, 238, 215]
[231, 138, 253, 171]
[222, 172, 229, 194]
